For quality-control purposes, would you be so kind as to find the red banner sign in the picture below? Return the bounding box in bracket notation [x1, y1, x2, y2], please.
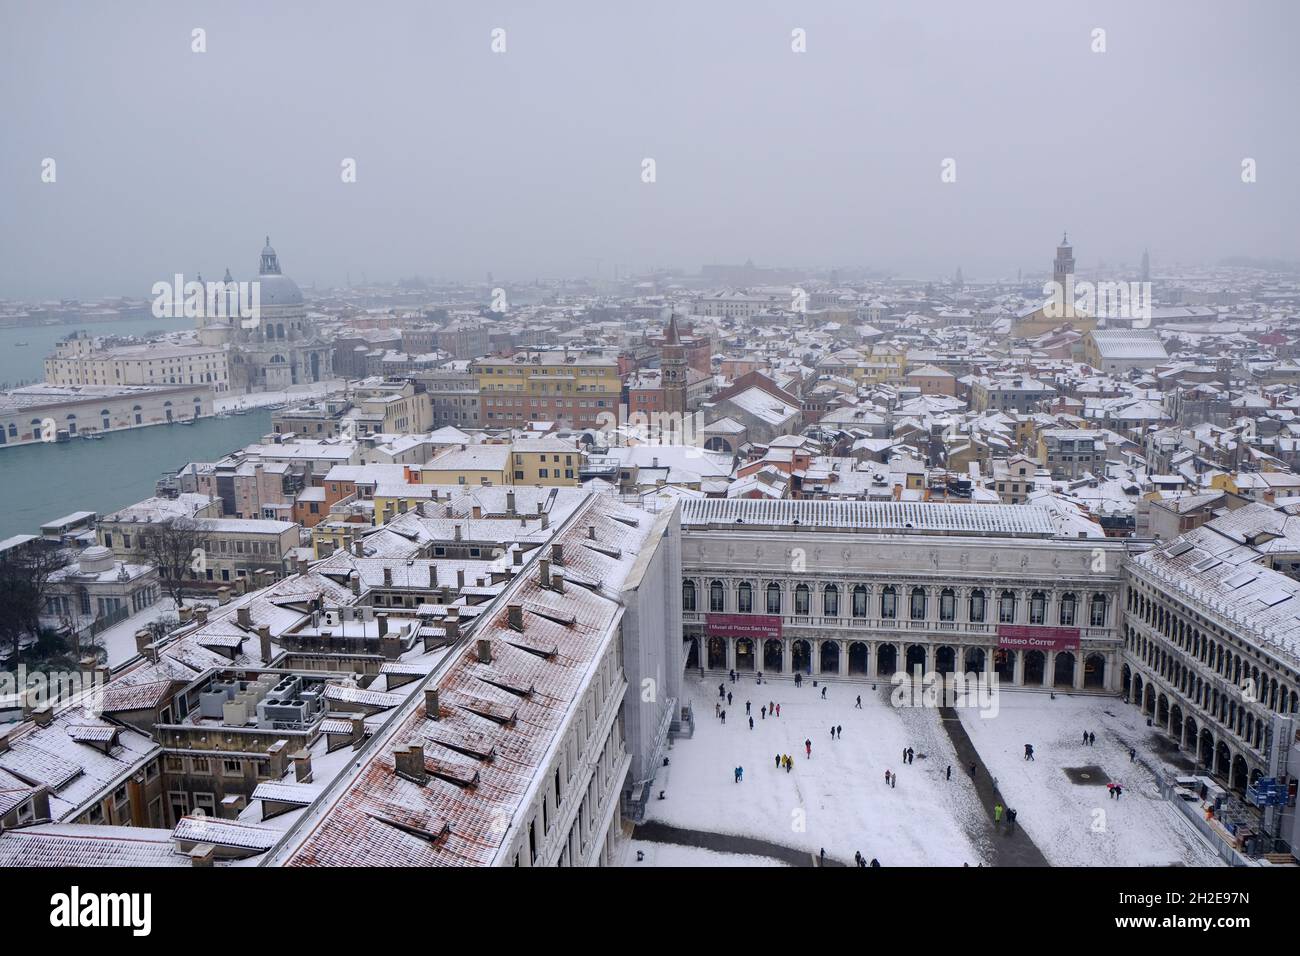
[707, 613, 782, 641]
[997, 625, 1080, 652]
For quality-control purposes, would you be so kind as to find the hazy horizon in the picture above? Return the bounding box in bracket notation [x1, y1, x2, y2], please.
[2, 0, 1297, 300]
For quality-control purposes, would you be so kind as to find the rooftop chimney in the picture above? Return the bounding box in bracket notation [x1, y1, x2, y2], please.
[393, 743, 428, 786]
[292, 749, 313, 784]
[444, 612, 460, 642]
[31, 705, 54, 727]
[472, 505, 482, 519]
[425, 687, 440, 720]
[539, 557, 551, 588]
[551, 543, 564, 566]
[236, 606, 252, 628]
[349, 571, 361, 595]
[454, 524, 462, 541]
[194, 607, 209, 626]
[506, 490, 516, 514]
[428, 563, 437, 588]
[456, 569, 465, 590]
[377, 613, 389, 637]
[256, 624, 272, 663]
[189, 844, 217, 868]
[588, 525, 596, 540]
[507, 604, 523, 632]
[352, 538, 364, 557]
[134, 628, 152, 655]
[477, 638, 494, 663]
[216, 586, 231, 605]
[553, 569, 565, 594]
[383, 567, 393, 587]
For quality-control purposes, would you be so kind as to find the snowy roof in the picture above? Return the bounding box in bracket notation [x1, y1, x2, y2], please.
[680, 498, 1058, 537]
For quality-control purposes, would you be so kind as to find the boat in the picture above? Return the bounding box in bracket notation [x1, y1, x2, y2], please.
[178, 419, 196, 426]
[14, 341, 28, 347]
[81, 432, 104, 441]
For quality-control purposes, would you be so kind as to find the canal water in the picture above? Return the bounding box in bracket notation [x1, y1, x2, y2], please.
[0, 411, 273, 541]
[0, 317, 191, 388]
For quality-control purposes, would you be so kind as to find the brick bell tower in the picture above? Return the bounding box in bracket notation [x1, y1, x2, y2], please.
[661, 312, 688, 419]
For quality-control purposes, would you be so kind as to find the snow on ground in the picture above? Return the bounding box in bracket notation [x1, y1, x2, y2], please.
[643, 676, 986, 867]
[958, 691, 1222, 867]
[622, 840, 788, 867]
[89, 597, 214, 668]
[214, 379, 347, 413]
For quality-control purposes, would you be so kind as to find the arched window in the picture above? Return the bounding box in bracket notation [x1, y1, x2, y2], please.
[823, 585, 839, 617]
[766, 582, 782, 615]
[969, 589, 987, 623]
[682, 580, 696, 612]
[999, 591, 1017, 624]
[1090, 593, 1107, 627]
[1030, 591, 1047, 625]
[910, 587, 927, 620]
[852, 585, 868, 618]
[940, 588, 956, 622]
[880, 586, 897, 619]
[794, 584, 810, 616]
[1059, 592, 1077, 626]
[709, 580, 725, 613]
[738, 581, 753, 614]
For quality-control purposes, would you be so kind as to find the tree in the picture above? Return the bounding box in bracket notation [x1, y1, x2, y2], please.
[0, 545, 70, 661]
[139, 517, 204, 609]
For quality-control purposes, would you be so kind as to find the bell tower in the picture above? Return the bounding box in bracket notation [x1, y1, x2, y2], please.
[661, 312, 687, 418]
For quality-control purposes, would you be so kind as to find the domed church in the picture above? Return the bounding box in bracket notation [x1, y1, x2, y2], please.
[196, 238, 334, 392]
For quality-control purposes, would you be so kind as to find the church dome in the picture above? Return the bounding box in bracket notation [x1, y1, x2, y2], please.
[255, 236, 304, 307]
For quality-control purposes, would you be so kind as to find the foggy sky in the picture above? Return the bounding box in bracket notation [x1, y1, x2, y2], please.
[1, 0, 1297, 300]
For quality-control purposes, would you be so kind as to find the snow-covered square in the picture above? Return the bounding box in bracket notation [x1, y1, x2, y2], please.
[626, 674, 1222, 868]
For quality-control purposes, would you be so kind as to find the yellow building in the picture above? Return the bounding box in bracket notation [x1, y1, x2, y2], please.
[474, 350, 621, 429]
[509, 437, 583, 486]
[419, 443, 513, 487]
[818, 345, 905, 386]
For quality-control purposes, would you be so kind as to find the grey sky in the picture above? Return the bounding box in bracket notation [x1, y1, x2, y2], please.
[1, 0, 1296, 299]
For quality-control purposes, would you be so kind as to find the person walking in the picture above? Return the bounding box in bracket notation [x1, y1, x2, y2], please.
[890, 772, 896, 789]
[870, 858, 880, 867]
[719, 683, 725, 699]
[785, 756, 792, 774]
[775, 704, 781, 718]
[720, 710, 726, 724]
[885, 769, 891, 785]
[968, 760, 976, 777]
[1083, 730, 1089, 746]
[1129, 747, 1136, 762]
[837, 725, 843, 739]
[856, 694, 862, 709]
[776, 753, 781, 769]
[761, 705, 767, 720]
[805, 739, 812, 758]
[733, 766, 741, 783]
[821, 848, 827, 866]
[854, 850, 862, 867]
[946, 764, 952, 781]
[1114, 784, 1123, 801]
[1089, 732, 1096, 747]
[994, 804, 1003, 824]
[1007, 808, 1017, 832]
[749, 716, 754, 730]
[727, 691, 732, 707]
[821, 686, 827, 699]
[745, 700, 751, 715]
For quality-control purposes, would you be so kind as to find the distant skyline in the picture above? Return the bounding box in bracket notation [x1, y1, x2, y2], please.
[2, 0, 1297, 299]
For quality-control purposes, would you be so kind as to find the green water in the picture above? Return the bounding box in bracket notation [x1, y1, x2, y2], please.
[0, 411, 273, 540]
[0, 317, 191, 388]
